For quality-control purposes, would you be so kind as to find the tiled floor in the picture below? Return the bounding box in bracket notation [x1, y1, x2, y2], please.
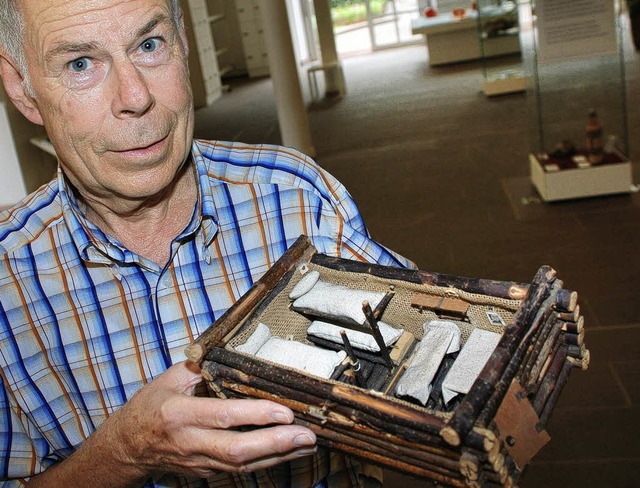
[194, 31, 640, 487]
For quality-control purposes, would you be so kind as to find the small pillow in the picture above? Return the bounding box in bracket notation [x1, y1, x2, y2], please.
[235, 322, 272, 355]
[395, 320, 461, 405]
[424, 319, 461, 354]
[255, 336, 346, 379]
[307, 320, 402, 352]
[292, 281, 385, 325]
[442, 328, 501, 404]
[235, 322, 346, 379]
[289, 270, 321, 299]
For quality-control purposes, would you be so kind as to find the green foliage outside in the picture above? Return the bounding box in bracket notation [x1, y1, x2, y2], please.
[330, 0, 389, 26]
[330, 0, 360, 6]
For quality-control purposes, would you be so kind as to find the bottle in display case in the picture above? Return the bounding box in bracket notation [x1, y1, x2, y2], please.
[585, 109, 604, 164]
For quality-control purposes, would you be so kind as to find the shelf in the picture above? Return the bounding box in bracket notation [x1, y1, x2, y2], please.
[219, 64, 234, 77]
[208, 13, 225, 23]
[481, 28, 520, 40]
[184, 0, 227, 107]
[30, 137, 57, 157]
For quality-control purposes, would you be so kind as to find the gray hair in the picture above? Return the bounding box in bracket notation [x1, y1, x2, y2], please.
[0, 1, 27, 73]
[0, 0, 182, 91]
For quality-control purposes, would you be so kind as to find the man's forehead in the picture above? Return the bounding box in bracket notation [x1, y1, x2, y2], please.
[21, 0, 172, 40]
[19, 0, 171, 17]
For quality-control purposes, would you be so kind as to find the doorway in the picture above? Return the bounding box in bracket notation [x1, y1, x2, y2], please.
[330, 0, 423, 56]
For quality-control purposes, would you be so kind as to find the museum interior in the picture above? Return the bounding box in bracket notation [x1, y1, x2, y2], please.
[191, 3, 639, 483]
[1, 1, 638, 487]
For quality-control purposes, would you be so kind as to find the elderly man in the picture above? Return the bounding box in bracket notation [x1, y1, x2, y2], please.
[0, 0, 410, 486]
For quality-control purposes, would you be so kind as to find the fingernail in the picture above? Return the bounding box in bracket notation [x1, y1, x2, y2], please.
[272, 410, 292, 424]
[295, 447, 318, 457]
[294, 433, 315, 447]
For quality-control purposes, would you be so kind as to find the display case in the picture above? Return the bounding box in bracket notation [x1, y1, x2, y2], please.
[526, 0, 633, 201]
[477, 0, 526, 95]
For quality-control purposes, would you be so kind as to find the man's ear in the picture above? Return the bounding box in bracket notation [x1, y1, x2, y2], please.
[177, 12, 189, 57]
[0, 56, 44, 126]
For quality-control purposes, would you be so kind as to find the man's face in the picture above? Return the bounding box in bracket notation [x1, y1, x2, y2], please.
[19, 0, 194, 202]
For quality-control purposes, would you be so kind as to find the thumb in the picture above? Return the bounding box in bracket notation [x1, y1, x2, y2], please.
[157, 360, 204, 395]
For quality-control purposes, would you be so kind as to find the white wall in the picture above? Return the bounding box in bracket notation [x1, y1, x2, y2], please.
[0, 100, 27, 207]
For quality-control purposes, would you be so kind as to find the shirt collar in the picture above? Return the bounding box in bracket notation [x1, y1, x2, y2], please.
[191, 140, 219, 247]
[58, 141, 219, 266]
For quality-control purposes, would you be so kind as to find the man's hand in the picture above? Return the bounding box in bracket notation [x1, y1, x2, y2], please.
[113, 360, 317, 478]
[28, 361, 317, 487]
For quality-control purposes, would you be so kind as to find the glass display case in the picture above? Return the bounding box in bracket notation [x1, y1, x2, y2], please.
[525, 0, 633, 201]
[477, 0, 526, 95]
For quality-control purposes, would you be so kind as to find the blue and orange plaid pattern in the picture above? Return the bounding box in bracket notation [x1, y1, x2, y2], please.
[0, 140, 410, 487]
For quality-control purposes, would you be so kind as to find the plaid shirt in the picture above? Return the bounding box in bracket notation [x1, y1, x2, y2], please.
[0, 140, 411, 487]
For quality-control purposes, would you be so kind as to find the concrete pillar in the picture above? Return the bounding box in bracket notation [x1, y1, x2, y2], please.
[312, 0, 345, 97]
[258, 0, 315, 157]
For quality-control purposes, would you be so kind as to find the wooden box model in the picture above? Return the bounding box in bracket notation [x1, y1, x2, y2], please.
[186, 236, 589, 487]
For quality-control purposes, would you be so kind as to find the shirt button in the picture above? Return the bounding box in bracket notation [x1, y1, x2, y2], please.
[161, 274, 172, 287]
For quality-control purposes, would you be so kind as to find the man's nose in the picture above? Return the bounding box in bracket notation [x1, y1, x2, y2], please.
[110, 60, 154, 118]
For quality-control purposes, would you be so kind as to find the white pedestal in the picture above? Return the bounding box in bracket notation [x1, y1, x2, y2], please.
[529, 153, 633, 202]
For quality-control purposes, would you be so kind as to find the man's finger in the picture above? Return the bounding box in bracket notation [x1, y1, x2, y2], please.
[175, 396, 297, 430]
[197, 424, 317, 469]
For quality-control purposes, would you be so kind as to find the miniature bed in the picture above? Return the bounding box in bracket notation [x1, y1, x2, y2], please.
[185, 236, 589, 487]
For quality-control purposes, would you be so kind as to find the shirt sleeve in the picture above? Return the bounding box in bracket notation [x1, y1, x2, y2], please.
[195, 140, 416, 270]
[0, 376, 53, 485]
[303, 162, 416, 270]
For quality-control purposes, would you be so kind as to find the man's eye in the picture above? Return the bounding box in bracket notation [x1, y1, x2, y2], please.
[68, 57, 93, 72]
[140, 38, 161, 53]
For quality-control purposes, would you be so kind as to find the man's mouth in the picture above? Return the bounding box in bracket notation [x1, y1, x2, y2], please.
[113, 135, 168, 156]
